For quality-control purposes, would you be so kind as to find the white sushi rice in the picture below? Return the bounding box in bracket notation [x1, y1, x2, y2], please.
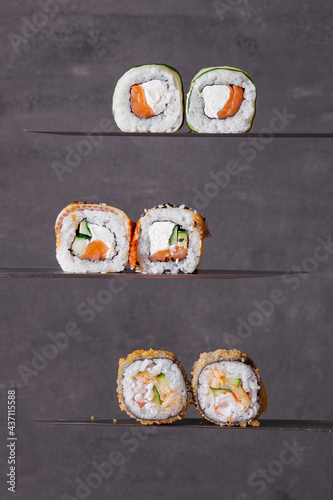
[56, 206, 131, 273]
[197, 361, 260, 424]
[136, 205, 203, 274]
[121, 358, 188, 421]
[112, 64, 183, 133]
[186, 67, 256, 133]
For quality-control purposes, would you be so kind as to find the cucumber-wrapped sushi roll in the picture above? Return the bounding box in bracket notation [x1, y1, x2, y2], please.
[129, 204, 210, 274]
[112, 64, 184, 133]
[192, 349, 267, 426]
[117, 349, 190, 425]
[186, 67, 256, 133]
[55, 202, 135, 273]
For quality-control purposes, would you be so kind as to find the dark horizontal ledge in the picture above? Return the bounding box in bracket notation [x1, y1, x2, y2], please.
[24, 130, 333, 138]
[31, 418, 333, 432]
[0, 268, 306, 279]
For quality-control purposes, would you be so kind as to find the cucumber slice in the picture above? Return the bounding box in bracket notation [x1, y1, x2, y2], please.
[79, 219, 92, 238]
[169, 225, 178, 246]
[211, 387, 232, 396]
[157, 373, 169, 389]
[226, 377, 241, 387]
[177, 230, 188, 248]
[71, 236, 88, 256]
[152, 386, 162, 405]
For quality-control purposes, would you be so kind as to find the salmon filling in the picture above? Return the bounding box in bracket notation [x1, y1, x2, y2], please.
[148, 221, 188, 263]
[79, 240, 109, 262]
[130, 84, 155, 119]
[149, 247, 188, 263]
[217, 85, 244, 119]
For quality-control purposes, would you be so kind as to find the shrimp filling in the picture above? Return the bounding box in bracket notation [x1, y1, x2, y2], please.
[197, 361, 260, 423]
[148, 221, 188, 262]
[133, 371, 182, 409]
[130, 80, 169, 119]
[70, 219, 116, 262]
[201, 84, 244, 119]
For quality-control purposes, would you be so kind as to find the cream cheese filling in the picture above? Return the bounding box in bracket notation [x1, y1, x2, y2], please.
[201, 84, 231, 118]
[149, 221, 175, 255]
[141, 80, 169, 115]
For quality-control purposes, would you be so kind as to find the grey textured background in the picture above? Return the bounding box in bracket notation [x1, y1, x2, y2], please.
[1, 1, 333, 499]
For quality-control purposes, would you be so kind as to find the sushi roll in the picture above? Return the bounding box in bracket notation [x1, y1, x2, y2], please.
[55, 202, 135, 273]
[117, 349, 190, 425]
[112, 64, 184, 133]
[192, 349, 267, 426]
[186, 66, 257, 133]
[129, 203, 210, 274]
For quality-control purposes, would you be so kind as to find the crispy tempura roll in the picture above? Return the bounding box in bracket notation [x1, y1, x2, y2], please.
[112, 64, 184, 133]
[186, 66, 257, 133]
[117, 349, 190, 425]
[129, 204, 210, 274]
[192, 349, 267, 426]
[55, 202, 135, 273]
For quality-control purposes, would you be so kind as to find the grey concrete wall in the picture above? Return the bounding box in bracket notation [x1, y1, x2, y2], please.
[0, 1, 333, 499]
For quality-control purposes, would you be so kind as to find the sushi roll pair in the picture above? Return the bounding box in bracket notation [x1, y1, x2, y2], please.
[117, 349, 267, 426]
[112, 64, 256, 133]
[55, 202, 210, 274]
